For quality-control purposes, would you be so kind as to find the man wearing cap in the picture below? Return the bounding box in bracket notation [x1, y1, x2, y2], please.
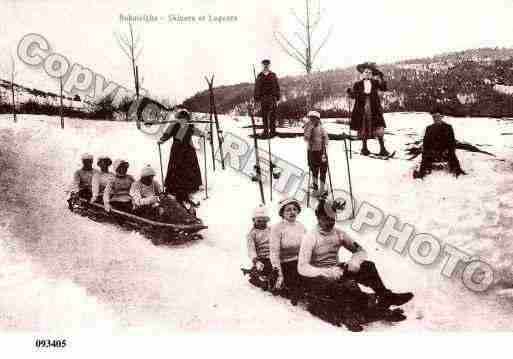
[413, 106, 466, 179]
[347, 62, 389, 156]
[70, 153, 96, 201]
[254, 59, 281, 137]
[304, 110, 329, 197]
[130, 165, 163, 218]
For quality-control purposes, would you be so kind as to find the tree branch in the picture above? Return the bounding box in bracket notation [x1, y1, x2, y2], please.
[274, 33, 307, 67]
[312, 26, 333, 63]
[275, 31, 307, 63]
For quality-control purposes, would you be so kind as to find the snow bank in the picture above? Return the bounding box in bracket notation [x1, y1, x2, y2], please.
[1, 112, 512, 331]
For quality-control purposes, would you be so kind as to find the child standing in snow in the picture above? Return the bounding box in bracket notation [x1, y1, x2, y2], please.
[304, 111, 329, 197]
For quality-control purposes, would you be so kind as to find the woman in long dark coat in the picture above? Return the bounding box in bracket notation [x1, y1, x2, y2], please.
[347, 62, 390, 156]
[157, 109, 203, 207]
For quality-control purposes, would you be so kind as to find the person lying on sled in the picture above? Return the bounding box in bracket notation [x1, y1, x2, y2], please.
[413, 106, 466, 179]
[304, 110, 329, 198]
[298, 198, 413, 332]
[246, 205, 274, 289]
[103, 159, 135, 213]
[90, 155, 114, 204]
[70, 153, 96, 201]
[130, 165, 163, 219]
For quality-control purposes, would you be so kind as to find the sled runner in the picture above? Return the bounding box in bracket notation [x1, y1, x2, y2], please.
[68, 197, 207, 245]
[241, 267, 407, 331]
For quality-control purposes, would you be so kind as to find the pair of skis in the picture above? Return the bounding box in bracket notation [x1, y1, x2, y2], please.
[205, 75, 225, 171]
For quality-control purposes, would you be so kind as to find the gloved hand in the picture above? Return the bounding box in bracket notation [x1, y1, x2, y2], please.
[89, 197, 97, 204]
[346, 88, 353, 95]
[322, 266, 344, 280]
[255, 261, 264, 271]
[104, 203, 112, 212]
[321, 153, 327, 162]
[346, 256, 363, 273]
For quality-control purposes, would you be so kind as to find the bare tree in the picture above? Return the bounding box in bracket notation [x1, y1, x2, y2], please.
[274, 0, 333, 109]
[114, 21, 143, 98]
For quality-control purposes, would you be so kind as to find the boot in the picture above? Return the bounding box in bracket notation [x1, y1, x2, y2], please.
[319, 181, 327, 197]
[378, 137, 390, 157]
[378, 290, 414, 308]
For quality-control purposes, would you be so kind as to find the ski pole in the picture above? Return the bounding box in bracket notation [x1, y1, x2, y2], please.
[323, 143, 335, 201]
[203, 135, 208, 199]
[306, 163, 311, 208]
[158, 143, 165, 192]
[347, 96, 352, 159]
[267, 109, 273, 202]
[209, 75, 226, 170]
[343, 138, 355, 219]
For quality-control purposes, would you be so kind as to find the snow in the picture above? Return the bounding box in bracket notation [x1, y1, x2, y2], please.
[0, 111, 512, 331]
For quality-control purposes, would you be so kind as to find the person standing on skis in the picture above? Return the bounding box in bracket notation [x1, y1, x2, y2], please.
[254, 59, 281, 138]
[298, 198, 414, 331]
[304, 110, 329, 197]
[347, 62, 390, 156]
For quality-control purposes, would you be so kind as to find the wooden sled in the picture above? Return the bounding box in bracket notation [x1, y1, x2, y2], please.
[69, 197, 207, 245]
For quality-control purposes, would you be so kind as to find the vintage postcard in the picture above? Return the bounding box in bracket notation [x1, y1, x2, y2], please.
[0, 0, 512, 356]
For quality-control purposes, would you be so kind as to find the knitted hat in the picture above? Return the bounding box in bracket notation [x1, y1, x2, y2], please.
[97, 155, 112, 166]
[175, 109, 191, 121]
[113, 159, 129, 172]
[140, 165, 156, 178]
[81, 153, 93, 160]
[252, 205, 270, 219]
[307, 110, 321, 119]
[278, 197, 302, 217]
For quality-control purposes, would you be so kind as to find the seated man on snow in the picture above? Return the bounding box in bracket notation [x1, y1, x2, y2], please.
[103, 159, 135, 213]
[70, 153, 96, 201]
[413, 106, 466, 179]
[298, 198, 413, 331]
[129, 165, 163, 219]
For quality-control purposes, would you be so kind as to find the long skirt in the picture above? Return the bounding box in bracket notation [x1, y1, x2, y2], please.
[164, 140, 202, 201]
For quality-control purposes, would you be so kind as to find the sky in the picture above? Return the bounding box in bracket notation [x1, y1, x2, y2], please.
[1, 0, 512, 103]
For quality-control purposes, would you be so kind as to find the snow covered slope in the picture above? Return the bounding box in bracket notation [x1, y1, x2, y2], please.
[0, 113, 512, 331]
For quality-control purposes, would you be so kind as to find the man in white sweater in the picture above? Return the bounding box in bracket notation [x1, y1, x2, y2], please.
[298, 198, 413, 331]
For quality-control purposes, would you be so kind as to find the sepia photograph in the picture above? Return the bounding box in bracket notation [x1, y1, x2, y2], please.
[0, 0, 512, 356]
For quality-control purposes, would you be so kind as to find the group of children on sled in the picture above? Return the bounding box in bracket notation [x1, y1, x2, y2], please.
[245, 197, 414, 331]
[69, 153, 179, 220]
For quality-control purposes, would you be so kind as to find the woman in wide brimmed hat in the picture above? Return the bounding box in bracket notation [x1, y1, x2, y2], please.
[347, 62, 390, 156]
[157, 109, 204, 208]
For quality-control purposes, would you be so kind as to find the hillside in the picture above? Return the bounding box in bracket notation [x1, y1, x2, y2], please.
[182, 48, 513, 119]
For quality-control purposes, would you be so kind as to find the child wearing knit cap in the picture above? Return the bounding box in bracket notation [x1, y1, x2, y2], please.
[247, 205, 272, 276]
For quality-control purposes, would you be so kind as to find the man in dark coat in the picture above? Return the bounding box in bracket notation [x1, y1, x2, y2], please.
[347, 62, 389, 156]
[254, 59, 281, 137]
[413, 106, 466, 179]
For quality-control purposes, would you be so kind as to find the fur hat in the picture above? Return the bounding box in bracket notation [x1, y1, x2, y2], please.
[307, 110, 321, 119]
[140, 165, 156, 178]
[113, 159, 129, 172]
[252, 205, 270, 219]
[278, 197, 302, 217]
[81, 153, 93, 160]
